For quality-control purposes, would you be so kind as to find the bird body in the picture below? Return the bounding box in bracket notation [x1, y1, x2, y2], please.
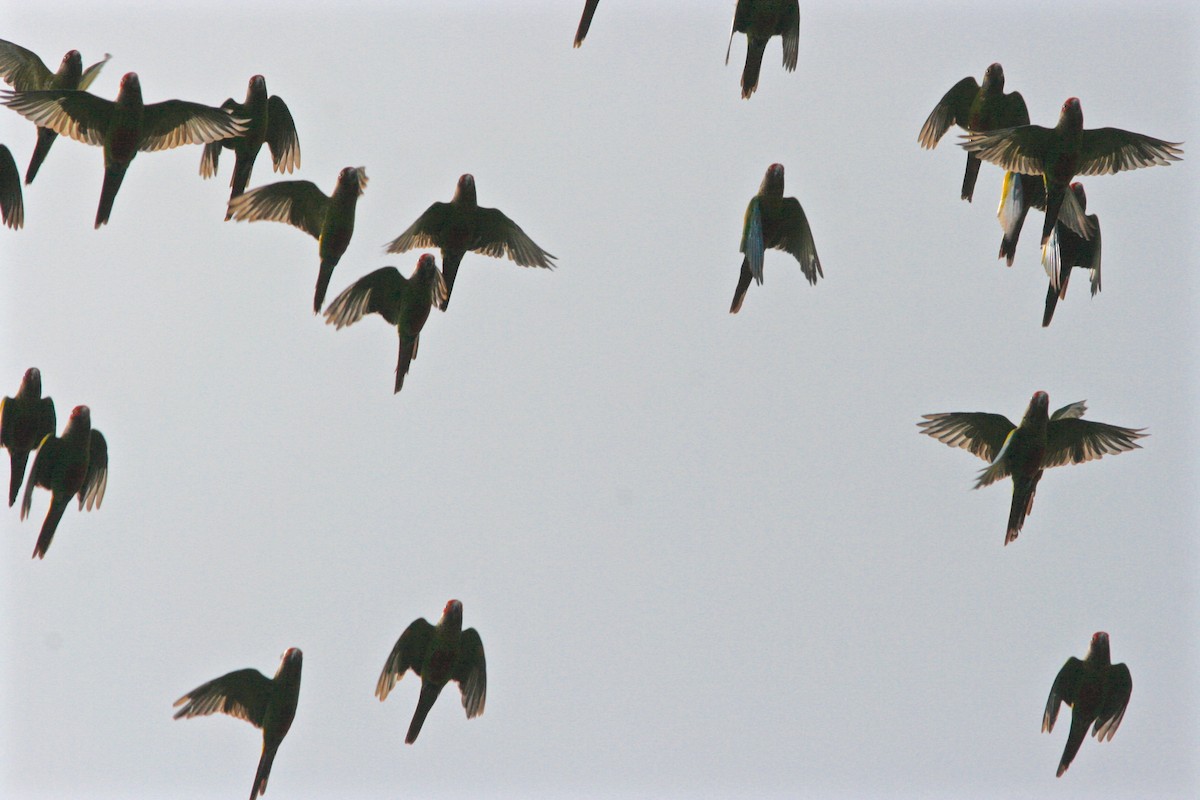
[227, 166, 367, 313]
[962, 97, 1182, 244]
[174, 648, 303, 800]
[726, 0, 800, 99]
[200, 75, 300, 214]
[919, 392, 1145, 544]
[730, 163, 821, 313]
[0, 40, 109, 183]
[20, 404, 107, 558]
[2, 71, 248, 226]
[1043, 632, 1131, 777]
[385, 173, 555, 310]
[0, 368, 55, 506]
[375, 599, 486, 744]
[324, 254, 446, 393]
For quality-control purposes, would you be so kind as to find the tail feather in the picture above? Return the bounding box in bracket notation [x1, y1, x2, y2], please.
[95, 162, 130, 228]
[250, 743, 277, 800]
[8, 449, 29, 507]
[25, 127, 57, 184]
[314, 260, 337, 314]
[394, 335, 418, 394]
[230, 150, 256, 202]
[1005, 473, 1040, 545]
[1056, 714, 1090, 777]
[405, 683, 443, 744]
[730, 258, 753, 314]
[33, 496, 68, 559]
[440, 252, 464, 311]
[1042, 281, 1060, 328]
[741, 37, 768, 98]
[960, 153, 982, 202]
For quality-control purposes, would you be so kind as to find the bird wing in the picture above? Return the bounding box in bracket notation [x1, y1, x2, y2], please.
[1093, 663, 1132, 741]
[0, 39, 53, 90]
[471, 206, 557, 268]
[173, 667, 273, 728]
[1076, 127, 1183, 175]
[777, 197, 822, 284]
[959, 124, 1055, 175]
[779, 2, 800, 72]
[0, 144, 23, 229]
[1049, 401, 1087, 422]
[999, 90, 1031, 127]
[1042, 417, 1146, 469]
[917, 76, 978, 149]
[324, 266, 405, 329]
[1042, 656, 1087, 733]
[917, 411, 1015, 463]
[1085, 216, 1102, 295]
[19, 433, 58, 520]
[453, 628, 487, 719]
[138, 99, 247, 152]
[740, 197, 765, 284]
[226, 180, 328, 239]
[79, 429, 107, 511]
[266, 95, 300, 174]
[725, 0, 750, 64]
[2, 89, 114, 146]
[77, 53, 111, 91]
[375, 617, 435, 701]
[197, 99, 238, 179]
[384, 201, 452, 253]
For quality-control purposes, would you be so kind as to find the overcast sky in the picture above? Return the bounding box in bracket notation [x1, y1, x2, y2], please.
[2, 1, 1197, 798]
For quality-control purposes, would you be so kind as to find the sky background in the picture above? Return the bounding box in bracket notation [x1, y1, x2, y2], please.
[2, 1, 1197, 798]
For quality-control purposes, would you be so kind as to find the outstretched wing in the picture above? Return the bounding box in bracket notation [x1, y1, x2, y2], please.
[453, 628, 487, 719]
[1077, 127, 1183, 175]
[266, 95, 300, 173]
[0, 40, 54, 90]
[960, 124, 1056, 175]
[0, 144, 23, 229]
[917, 411, 1015, 463]
[1042, 656, 1086, 733]
[173, 667, 273, 728]
[1093, 663, 1132, 741]
[324, 266, 405, 329]
[2, 89, 114, 146]
[139, 99, 246, 152]
[918, 76, 978, 149]
[375, 617, 435, 701]
[779, 2, 800, 72]
[227, 180, 328, 239]
[385, 201, 453, 253]
[77, 53, 111, 91]
[471, 206, 557, 268]
[79, 430, 107, 511]
[1042, 418, 1146, 469]
[777, 197, 821, 285]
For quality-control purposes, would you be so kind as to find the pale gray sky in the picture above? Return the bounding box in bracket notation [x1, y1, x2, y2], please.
[2, 2, 1197, 798]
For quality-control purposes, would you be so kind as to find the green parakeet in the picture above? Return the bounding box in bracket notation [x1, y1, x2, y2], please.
[375, 599, 487, 744]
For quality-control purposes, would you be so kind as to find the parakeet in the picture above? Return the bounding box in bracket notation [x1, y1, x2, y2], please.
[1043, 632, 1131, 777]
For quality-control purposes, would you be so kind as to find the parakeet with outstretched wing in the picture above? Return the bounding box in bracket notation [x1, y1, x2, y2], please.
[0, 368, 55, 506]
[323, 254, 446, 394]
[1043, 632, 1131, 777]
[174, 648, 303, 800]
[962, 97, 1181, 245]
[200, 75, 300, 214]
[385, 173, 555, 311]
[376, 599, 486, 744]
[919, 392, 1144, 544]
[730, 163, 821, 313]
[0, 39, 109, 183]
[20, 404, 107, 559]
[3, 72, 247, 227]
[227, 166, 366, 313]
[919, 63, 1029, 202]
